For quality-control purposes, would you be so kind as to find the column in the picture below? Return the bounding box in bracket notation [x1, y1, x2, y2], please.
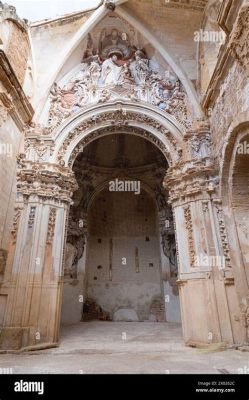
[0, 158, 77, 350]
[165, 123, 245, 345]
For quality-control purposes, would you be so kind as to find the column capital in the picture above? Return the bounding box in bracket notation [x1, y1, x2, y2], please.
[16, 158, 78, 205]
[165, 157, 218, 205]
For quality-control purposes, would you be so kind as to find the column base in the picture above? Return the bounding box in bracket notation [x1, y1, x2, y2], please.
[0, 327, 30, 350]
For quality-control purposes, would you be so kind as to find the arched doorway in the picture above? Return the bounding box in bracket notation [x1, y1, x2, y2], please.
[220, 121, 249, 344]
[61, 133, 181, 326]
[230, 131, 249, 287]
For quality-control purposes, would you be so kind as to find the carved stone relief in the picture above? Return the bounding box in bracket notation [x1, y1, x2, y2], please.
[46, 31, 192, 132]
[57, 112, 182, 168]
[183, 205, 195, 268]
[214, 200, 232, 269]
[11, 205, 23, 243]
[46, 208, 57, 244]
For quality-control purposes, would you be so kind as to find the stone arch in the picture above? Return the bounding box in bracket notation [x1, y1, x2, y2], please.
[51, 101, 186, 168]
[62, 129, 179, 324]
[220, 112, 249, 311]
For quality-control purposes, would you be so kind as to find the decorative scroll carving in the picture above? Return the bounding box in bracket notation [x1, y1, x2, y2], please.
[183, 205, 195, 267]
[214, 200, 232, 269]
[25, 122, 50, 137]
[11, 205, 22, 242]
[47, 208, 57, 244]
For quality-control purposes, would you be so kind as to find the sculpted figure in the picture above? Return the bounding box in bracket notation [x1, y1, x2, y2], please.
[89, 59, 101, 84]
[120, 62, 133, 84]
[129, 50, 150, 85]
[101, 54, 123, 85]
[100, 28, 130, 59]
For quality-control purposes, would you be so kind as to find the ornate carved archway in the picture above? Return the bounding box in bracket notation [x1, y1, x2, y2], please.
[0, 99, 247, 350]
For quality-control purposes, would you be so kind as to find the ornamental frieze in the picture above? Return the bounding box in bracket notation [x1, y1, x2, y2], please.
[56, 110, 184, 166]
[16, 160, 78, 204]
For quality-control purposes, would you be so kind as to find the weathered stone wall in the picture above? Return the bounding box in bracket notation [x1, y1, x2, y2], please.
[86, 189, 163, 321]
[30, 11, 93, 109]
[0, 8, 32, 286]
[209, 59, 249, 160]
[0, 116, 23, 281]
[5, 21, 29, 85]
[124, 0, 206, 82]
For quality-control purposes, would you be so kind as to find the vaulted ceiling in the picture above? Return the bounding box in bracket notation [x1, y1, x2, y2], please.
[29, 0, 214, 120]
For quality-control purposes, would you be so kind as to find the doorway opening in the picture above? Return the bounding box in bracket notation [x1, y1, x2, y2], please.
[61, 132, 181, 326]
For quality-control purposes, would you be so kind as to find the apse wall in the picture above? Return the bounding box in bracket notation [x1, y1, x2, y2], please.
[86, 189, 164, 322]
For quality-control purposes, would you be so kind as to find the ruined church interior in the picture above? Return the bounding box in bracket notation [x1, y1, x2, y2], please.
[0, 0, 249, 382]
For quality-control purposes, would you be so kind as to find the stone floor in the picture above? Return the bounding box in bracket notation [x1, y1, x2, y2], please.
[0, 322, 248, 374]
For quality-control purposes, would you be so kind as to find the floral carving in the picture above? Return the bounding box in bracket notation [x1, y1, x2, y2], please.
[183, 205, 195, 267]
[47, 208, 57, 244]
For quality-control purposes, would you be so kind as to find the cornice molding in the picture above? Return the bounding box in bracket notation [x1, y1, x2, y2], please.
[0, 50, 34, 129]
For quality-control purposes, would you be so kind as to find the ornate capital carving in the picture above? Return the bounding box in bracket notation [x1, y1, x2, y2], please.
[16, 158, 78, 204]
[165, 157, 218, 204]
